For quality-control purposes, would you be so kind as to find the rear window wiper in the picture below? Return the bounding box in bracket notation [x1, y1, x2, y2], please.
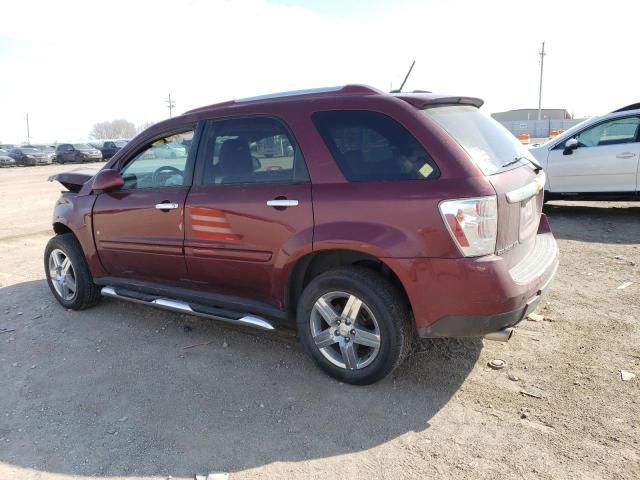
[501, 156, 523, 168]
[502, 155, 543, 172]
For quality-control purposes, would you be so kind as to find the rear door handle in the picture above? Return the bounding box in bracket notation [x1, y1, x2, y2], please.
[266, 199, 299, 208]
[616, 152, 636, 159]
[155, 202, 179, 210]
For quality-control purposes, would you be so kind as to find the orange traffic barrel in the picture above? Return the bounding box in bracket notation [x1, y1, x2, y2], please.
[517, 132, 530, 144]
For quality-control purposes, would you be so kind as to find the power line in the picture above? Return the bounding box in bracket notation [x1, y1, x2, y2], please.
[165, 93, 175, 118]
[537, 41, 546, 121]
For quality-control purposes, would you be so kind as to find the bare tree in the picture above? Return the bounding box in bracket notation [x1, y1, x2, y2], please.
[136, 121, 157, 134]
[89, 119, 137, 139]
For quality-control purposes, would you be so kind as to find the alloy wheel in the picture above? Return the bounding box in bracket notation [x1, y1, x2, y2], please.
[310, 291, 381, 370]
[48, 248, 77, 301]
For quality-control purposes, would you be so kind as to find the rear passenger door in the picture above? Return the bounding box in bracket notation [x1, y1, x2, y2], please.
[184, 116, 313, 307]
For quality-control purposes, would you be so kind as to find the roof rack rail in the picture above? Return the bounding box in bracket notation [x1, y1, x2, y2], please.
[236, 84, 381, 103]
[185, 85, 382, 115]
[612, 103, 640, 113]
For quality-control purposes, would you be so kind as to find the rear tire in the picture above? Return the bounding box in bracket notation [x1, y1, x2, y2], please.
[44, 233, 101, 310]
[296, 266, 413, 385]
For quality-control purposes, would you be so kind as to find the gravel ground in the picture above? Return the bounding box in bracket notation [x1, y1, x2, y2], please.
[0, 163, 638, 480]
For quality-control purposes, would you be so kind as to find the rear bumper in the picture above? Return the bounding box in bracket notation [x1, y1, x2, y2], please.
[385, 214, 559, 338]
[416, 260, 556, 337]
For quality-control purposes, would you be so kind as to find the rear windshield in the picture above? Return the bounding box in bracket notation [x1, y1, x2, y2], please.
[422, 105, 534, 175]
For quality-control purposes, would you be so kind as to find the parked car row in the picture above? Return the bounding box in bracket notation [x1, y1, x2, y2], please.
[3, 146, 54, 166]
[0, 139, 131, 167]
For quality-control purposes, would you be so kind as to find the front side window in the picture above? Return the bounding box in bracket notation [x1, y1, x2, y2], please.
[312, 110, 439, 181]
[575, 117, 640, 148]
[201, 117, 308, 185]
[119, 129, 194, 190]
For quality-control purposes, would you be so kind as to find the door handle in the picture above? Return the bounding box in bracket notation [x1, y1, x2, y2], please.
[266, 199, 299, 208]
[616, 152, 636, 159]
[155, 202, 179, 210]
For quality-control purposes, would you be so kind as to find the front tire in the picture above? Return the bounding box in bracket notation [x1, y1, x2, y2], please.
[297, 266, 413, 385]
[44, 233, 101, 310]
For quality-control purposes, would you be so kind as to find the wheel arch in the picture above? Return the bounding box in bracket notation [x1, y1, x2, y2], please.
[285, 249, 411, 318]
[53, 221, 74, 236]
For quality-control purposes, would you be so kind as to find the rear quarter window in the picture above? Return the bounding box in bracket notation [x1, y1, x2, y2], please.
[312, 110, 439, 182]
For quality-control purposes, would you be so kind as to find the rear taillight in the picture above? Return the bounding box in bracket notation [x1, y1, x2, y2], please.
[439, 195, 498, 257]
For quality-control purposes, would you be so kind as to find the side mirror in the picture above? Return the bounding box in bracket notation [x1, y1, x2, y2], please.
[252, 156, 262, 170]
[93, 169, 124, 192]
[563, 138, 578, 155]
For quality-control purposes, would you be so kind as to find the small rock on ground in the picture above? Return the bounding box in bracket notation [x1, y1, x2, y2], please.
[620, 370, 636, 381]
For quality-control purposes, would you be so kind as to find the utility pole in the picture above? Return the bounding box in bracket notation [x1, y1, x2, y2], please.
[165, 93, 175, 118]
[25, 113, 31, 144]
[537, 41, 546, 121]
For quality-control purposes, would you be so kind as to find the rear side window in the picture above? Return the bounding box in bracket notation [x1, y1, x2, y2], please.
[312, 111, 439, 181]
[423, 105, 536, 175]
[200, 117, 309, 185]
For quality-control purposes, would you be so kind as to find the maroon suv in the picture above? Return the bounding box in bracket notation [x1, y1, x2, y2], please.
[45, 85, 558, 384]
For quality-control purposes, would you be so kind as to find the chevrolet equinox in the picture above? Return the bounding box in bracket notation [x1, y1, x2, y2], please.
[45, 85, 559, 384]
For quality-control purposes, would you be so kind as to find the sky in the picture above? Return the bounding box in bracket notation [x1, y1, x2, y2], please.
[1, 0, 639, 144]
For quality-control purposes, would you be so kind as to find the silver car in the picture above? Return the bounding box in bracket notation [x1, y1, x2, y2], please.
[0, 149, 16, 167]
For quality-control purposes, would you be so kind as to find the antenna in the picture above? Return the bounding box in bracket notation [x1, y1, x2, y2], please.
[391, 60, 416, 93]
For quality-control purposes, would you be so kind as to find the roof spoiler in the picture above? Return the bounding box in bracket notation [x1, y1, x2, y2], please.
[421, 96, 484, 109]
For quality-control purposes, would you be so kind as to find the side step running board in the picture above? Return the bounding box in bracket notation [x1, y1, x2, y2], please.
[100, 286, 275, 331]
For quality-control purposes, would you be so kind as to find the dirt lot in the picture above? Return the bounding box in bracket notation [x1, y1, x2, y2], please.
[1, 163, 639, 480]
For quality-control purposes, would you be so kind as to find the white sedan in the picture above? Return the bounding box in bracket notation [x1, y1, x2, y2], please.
[530, 104, 640, 200]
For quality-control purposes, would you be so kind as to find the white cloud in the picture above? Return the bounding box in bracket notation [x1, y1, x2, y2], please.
[1, 0, 639, 143]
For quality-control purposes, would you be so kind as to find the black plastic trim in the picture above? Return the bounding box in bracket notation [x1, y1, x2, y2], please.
[418, 291, 543, 338]
[545, 191, 639, 201]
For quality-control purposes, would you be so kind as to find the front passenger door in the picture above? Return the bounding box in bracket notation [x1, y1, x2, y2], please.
[92, 127, 197, 284]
